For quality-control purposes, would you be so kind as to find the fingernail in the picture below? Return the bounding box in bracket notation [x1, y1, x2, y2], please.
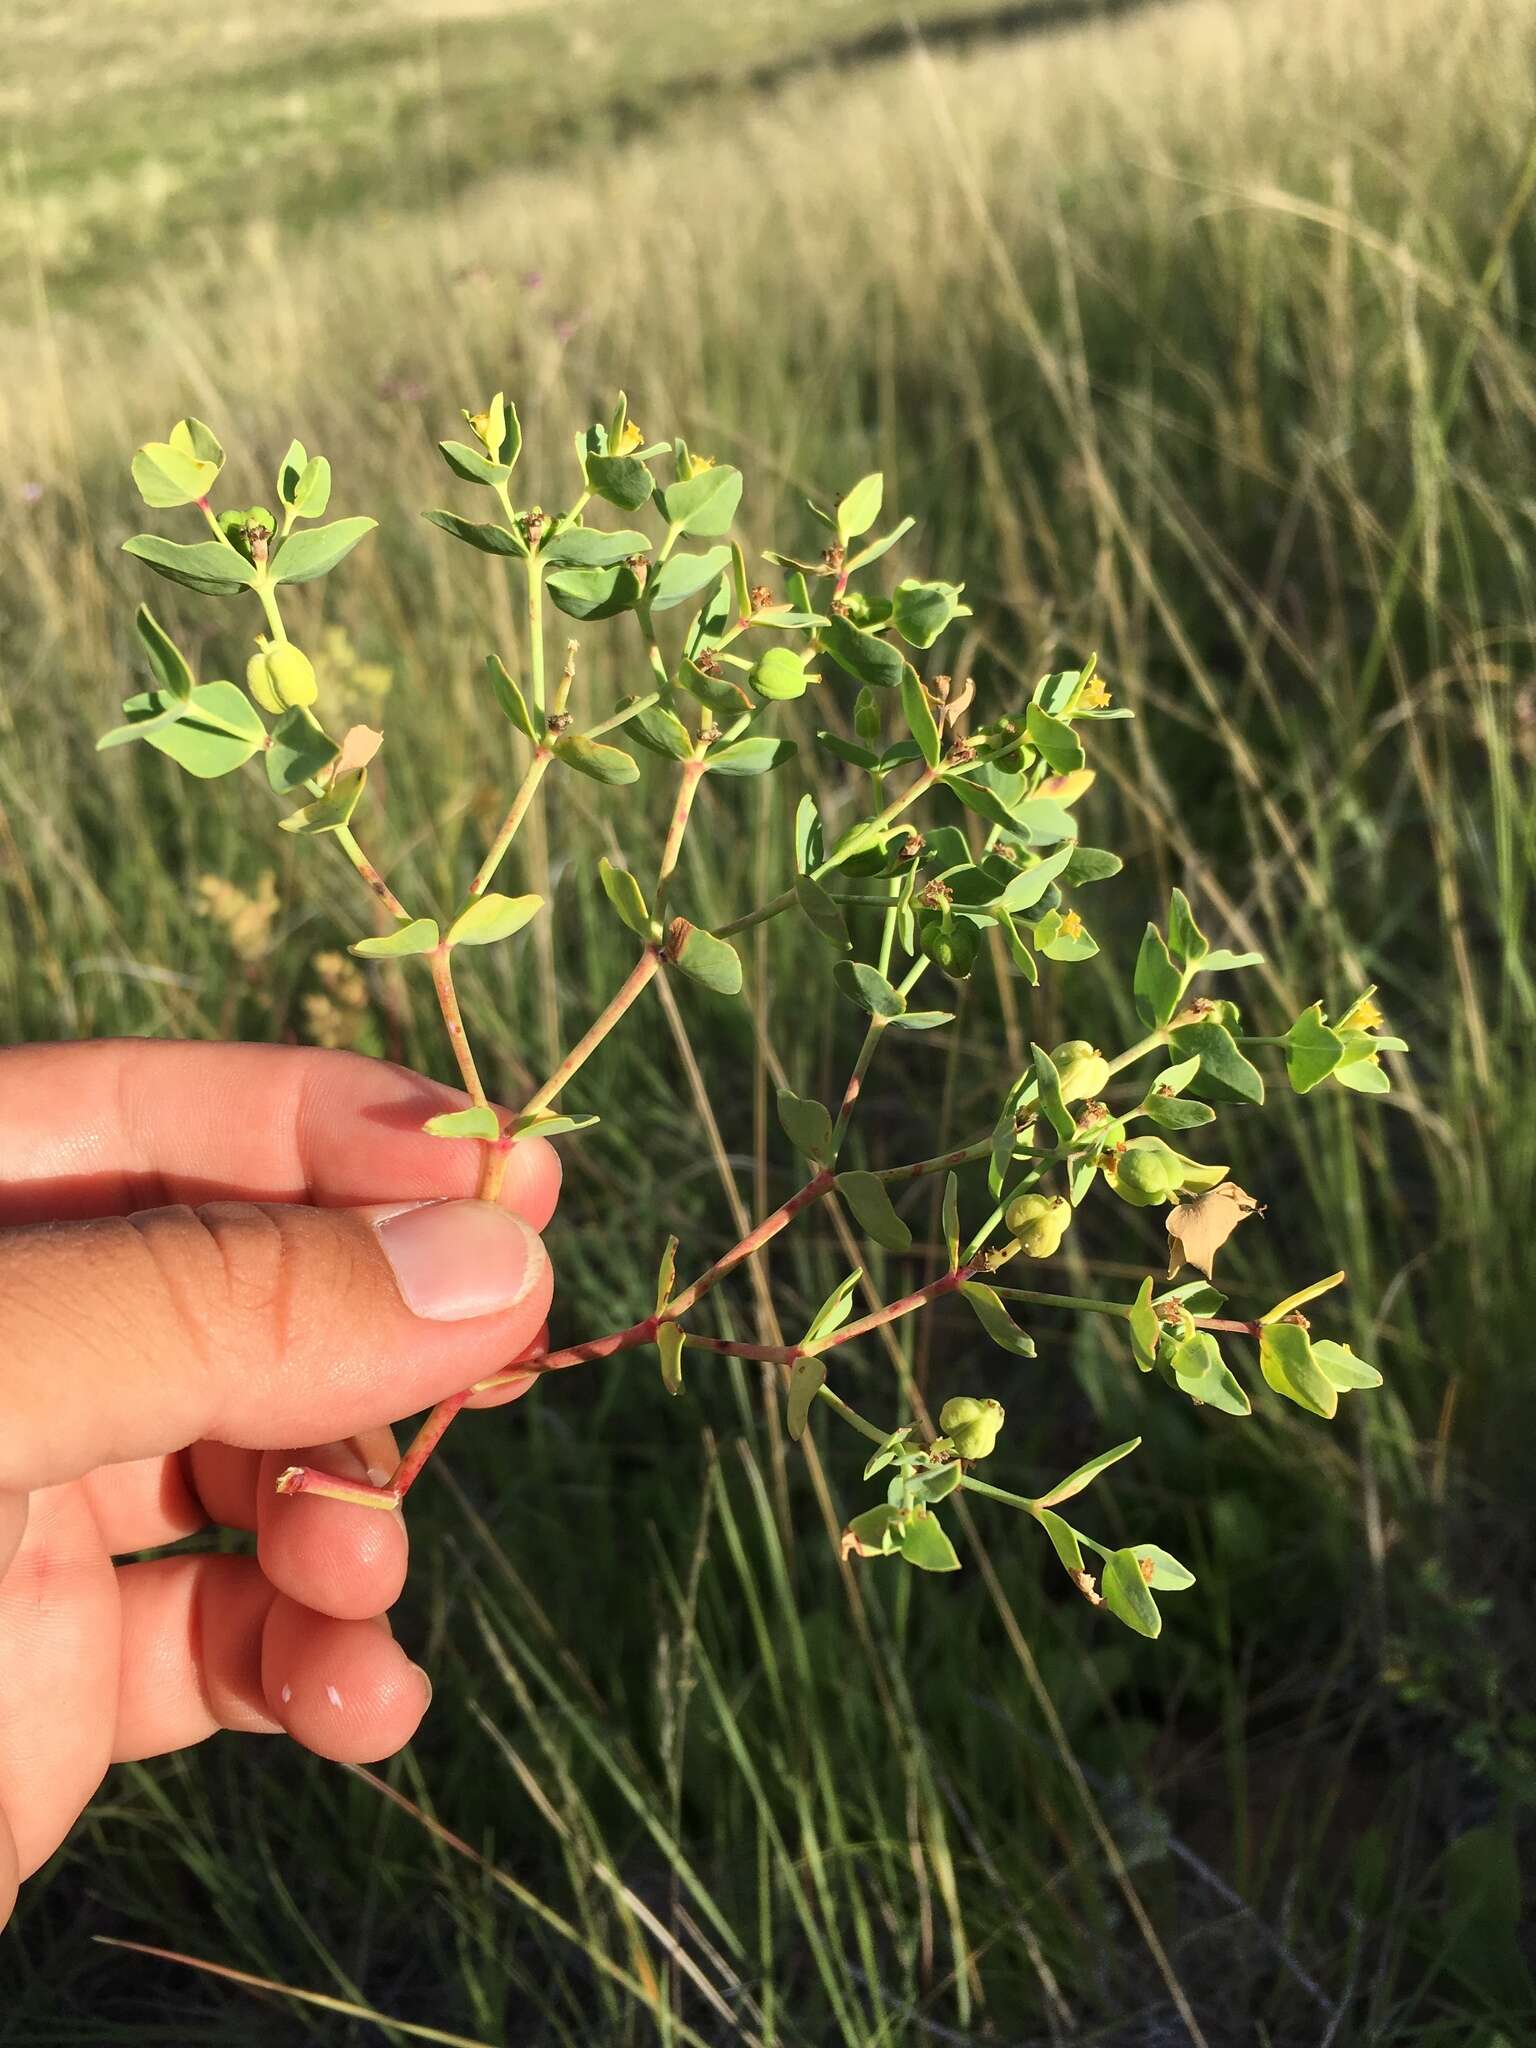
[410, 1662, 433, 1711]
[373, 1200, 546, 1322]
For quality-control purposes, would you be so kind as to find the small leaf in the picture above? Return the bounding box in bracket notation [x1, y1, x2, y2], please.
[885, 1010, 954, 1032]
[777, 1089, 833, 1161]
[423, 1107, 502, 1141]
[1134, 924, 1185, 1029]
[841, 1504, 903, 1559]
[1102, 1548, 1162, 1638]
[997, 845, 1074, 914]
[350, 917, 440, 960]
[892, 579, 966, 649]
[1165, 1184, 1261, 1280]
[541, 526, 650, 568]
[833, 961, 905, 1018]
[585, 452, 655, 510]
[1169, 1019, 1266, 1105]
[1167, 1330, 1251, 1416]
[1063, 846, 1123, 886]
[896, 1510, 961, 1573]
[546, 563, 643, 621]
[334, 725, 383, 779]
[131, 421, 223, 507]
[706, 736, 796, 777]
[941, 1171, 960, 1268]
[439, 439, 511, 487]
[1030, 1042, 1075, 1145]
[279, 767, 366, 833]
[1128, 1276, 1161, 1373]
[806, 1269, 862, 1346]
[836, 1171, 912, 1253]
[899, 668, 942, 766]
[650, 547, 734, 612]
[960, 1281, 1035, 1357]
[627, 703, 694, 761]
[786, 1357, 826, 1441]
[1260, 1271, 1346, 1324]
[1167, 889, 1209, 968]
[265, 706, 340, 794]
[1035, 1437, 1141, 1508]
[122, 534, 256, 596]
[911, 1459, 961, 1505]
[446, 893, 543, 947]
[1286, 1003, 1345, 1094]
[819, 616, 908, 690]
[655, 1236, 678, 1315]
[269, 517, 377, 587]
[658, 1323, 687, 1397]
[145, 681, 264, 779]
[793, 874, 851, 953]
[599, 859, 652, 940]
[133, 605, 193, 700]
[1259, 1321, 1338, 1418]
[845, 516, 914, 571]
[1025, 702, 1086, 775]
[863, 1428, 917, 1481]
[661, 464, 743, 537]
[836, 474, 884, 545]
[671, 925, 742, 996]
[1311, 1340, 1384, 1391]
[509, 1110, 599, 1142]
[1038, 1509, 1088, 1579]
[1140, 1094, 1216, 1131]
[553, 733, 640, 784]
[293, 455, 331, 519]
[1136, 1544, 1196, 1592]
[423, 509, 524, 557]
[484, 656, 540, 741]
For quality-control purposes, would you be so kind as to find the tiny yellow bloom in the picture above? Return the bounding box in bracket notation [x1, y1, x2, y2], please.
[614, 419, 645, 454]
[1078, 677, 1112, 710]
[1059, 909, 1085, 940]
[1339, 994, 1384, 1033]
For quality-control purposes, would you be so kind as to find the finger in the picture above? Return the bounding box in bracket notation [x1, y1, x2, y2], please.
[113, 1560, 428, 1765]
[0, 1039, 560, 1232]
[256, 1444, 408, 1621]
[0, 1196, 552, 1492]
[463, 1319, 550, 1410]
[0, 1803, 16, 1931]
[82, 1454, 205, 1555]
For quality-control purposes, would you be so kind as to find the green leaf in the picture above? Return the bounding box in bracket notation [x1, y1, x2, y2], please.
[911, 1459, 962, 1505]
[439, 438, 511, 487]
[650, 547, 733, 612]
[845, 516, 914, 571]
[446, 892, 542, 947]
[424, 1107, 501, 1141]
[1038, 1509, 1086, 1578]
[1035, 1436, 1141, 1507]
[960, 1281, 1036, 1357]
[585, 452, 655, 510]
[819, 616, 906, 690]
[1128, 1276, 1161, 1373]
[628, 703, 694, 760]
[1311, 1339, 1384, 1391]
[777, 1088, 833, 1161]
[265, 706, 339, 793]
[1170, 1018, 1266, 1105]
[144, 681, 264, 778]
[1063, 845, 1123, 886]
[671, 925, 742, 996]
[658, 1323, 686, 1397]
[546, 564, 643, 621]
[1166, 1330, 1251, 1415]
[484, 655, 540, 741]
[122, 534, 257, 596]
[836, 1171, 912, 1253]
[1102, 1548, 1162, 1638]
[350, 917, 440, 959]
[1135, 1545, 1196, 1592]
[598, 859, 652, 940]
[509, 1110, 599, 1142]
[786, 1357, 826, 1441]
[997, 845, 1073, 914]
[541, 526, 650, 569]
[294, 455, 331, 519]
[553, 733, 640, 784]
[1134, 924, 1186, 1029]
[279, 767, 367, 832]
[834, 961, 905, 1017]
[751, 645, 814, 701]
[1167, 888, 1209, 968]
[661, 464, 743, 537]
[655, 1236, 678, 1316]
[806, 1269, 862, 1346]
[898, 668, 942, 767]
[896, 1510, 961, 1573]
[886, 1009, 954, 1032]
[1334, 1055, 1390, 1094]
[941, 1171, 960, 1268]
[133, 605, 193, 700]
[892, 579, 966, 649]
[863, 1428, 917, 1481]
[1025, 702, 1085, 775]
[276, 438, 308, 506]
[423, 509, 524, 558]
[1140, 1094, 1216, 1131]
[1200, 948, 1265, 973]
[707, 736, 796, 777]
[793, 874, 850, 953]
[1258, 1322, 1338, 1418]
[1286, 1003, 1346, 1093]
[1260, 1271, 1346, 1323]
[843, 1504, 903, 1558]
[131, 429, 222, 508]
[97, 692, 185, 751]
[1030, 1042, 1074, 1145]
[270, 517, 377, 587]
[1034, 908, 1099, 963]
[836, 474, 884, 545]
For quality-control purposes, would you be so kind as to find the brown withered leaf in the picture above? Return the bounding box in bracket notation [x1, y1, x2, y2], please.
[333, 725, 384, 781]
[1166, 1183, 1263, 1280]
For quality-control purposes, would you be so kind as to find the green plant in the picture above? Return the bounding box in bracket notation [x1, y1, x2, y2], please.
[100, 398, 1405, 1641]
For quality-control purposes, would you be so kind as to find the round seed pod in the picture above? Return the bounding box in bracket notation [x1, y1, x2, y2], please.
[937, 1395, 1005, 1461]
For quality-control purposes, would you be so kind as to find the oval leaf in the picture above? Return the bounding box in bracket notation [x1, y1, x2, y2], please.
[786, 1357, 826, 1441]
[836, 1171, 912, 1253]
[269, 517, 377, 587]
[350, 917, 441, 960]
[447, 892, 543, 947]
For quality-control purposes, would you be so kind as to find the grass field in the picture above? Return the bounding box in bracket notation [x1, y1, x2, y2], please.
[3, 0, 1536, 2039]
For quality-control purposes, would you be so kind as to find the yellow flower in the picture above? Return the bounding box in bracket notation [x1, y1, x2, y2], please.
[614, 419, 645, 454]
[1339, 993, 1384, 1033]
[1078, 676, 1112, 710]
[1059, 909, 1085, 940]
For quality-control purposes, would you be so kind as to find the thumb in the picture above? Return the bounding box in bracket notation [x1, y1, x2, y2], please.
[0, 1197, 552, 1491]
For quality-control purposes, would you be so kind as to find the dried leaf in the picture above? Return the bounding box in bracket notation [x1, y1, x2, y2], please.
[333, 724, 384, 779]
[1165, 1182, 1262, 1280]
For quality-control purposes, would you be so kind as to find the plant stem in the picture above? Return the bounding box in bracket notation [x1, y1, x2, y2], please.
[332, 826, 410, 921]
[469, 749, 551, 899]
[991, 1286, 1131, 1318]
[655, 759, 706, 918]
[829, 1019, 885, 1159]
[428, 947, 488, 1106]
[813, 1383, 889, 1447]
[586, 690, 659, 740]
[960, 1474, 1042, 1515]
[664, 1168, 836, 1322]
[517, 947, 663, 1123]
[526, 558, 547, 717]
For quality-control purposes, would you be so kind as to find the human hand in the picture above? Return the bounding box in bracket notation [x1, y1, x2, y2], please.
[0, 1039, 559, 1930]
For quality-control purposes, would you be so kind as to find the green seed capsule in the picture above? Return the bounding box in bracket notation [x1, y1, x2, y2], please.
[938, 1395, 1005, 1461]
[920, 917, 979, 979]
[1005, 1191, 1071, 1258]
[1110, 1139, 1183, 1205]
[246, 650, 285, 715]
[1051, 1039, 1110, 1103]
[264, 642, 319, 708]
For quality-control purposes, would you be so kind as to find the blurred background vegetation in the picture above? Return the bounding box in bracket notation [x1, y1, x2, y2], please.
[3, 0, 1534, 2039]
